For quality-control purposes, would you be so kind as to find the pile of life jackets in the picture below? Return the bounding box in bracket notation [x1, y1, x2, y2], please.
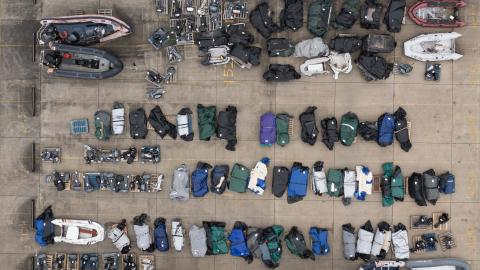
[408, 170, 455, 206]
[343, 221, 409, 261]
[259, 112, 294, 147]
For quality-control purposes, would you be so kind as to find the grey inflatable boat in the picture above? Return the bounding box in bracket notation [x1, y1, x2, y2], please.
[360, 258, 471, 270]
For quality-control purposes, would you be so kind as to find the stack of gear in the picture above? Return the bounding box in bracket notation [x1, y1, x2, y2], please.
[342, 170, 356, 206]
[170, 164, 190, 201]
[333, 0, 360, 29]
[370, 221, 391, 259]
[35, 206, 55, 246]
[329, 36, 362, 53]
[267, 38, 295, 57]
[263, 64, 301, 82]
[120, 147, 136, 164]
[439, 172, 455, 194]
[133, 214, 154, 252]
[357, 221, 374, 261]
[320, 117, 339, 150]
[355, 165, 373, 200]
[423, 169, 439, 205]
[362, 34, 396, 53]
[358, 121, 378, 141]
[204, 221, 229, 255]
[123, 254, 137, 270]
[211, 165, 230, 195]
[356, 54, 393, 81]
[107, 219, 131, 254]
[272, 166, 290, 198]
[257, 225, 284, 268]
[307, 0, 333, 37]
[189, 224, 207, 257]
[228, 221, 253, 263]
[422, 233, 438, 252]
[280, 0, 304, 31]
[111, 102, 125, 135]
[224, 23, 261, 68]
[329, 52, 353, 79]
[392, 223, 410, 259]
[140, 145, 160, 163]
[293, 37, 330, 58]
[80, 254, 98, 270]
[299, 106, 319, 145]
[248, 158, 270, 195]
[287, 163, 309, 204]
[360, 0, 383, 29]
[230, 163, 250, 193]
[129, 108, 148, 139]
[41, 148, 60, 163]
[177, 107, 194, 141]
[276, 113, 292, 147]
[381, 162, 394, 207]
[340, 112, 359, 146]
[172, 219, 184, 252]
[197, 104, 217, 140]
[377, 112, 395, 146]
[225, 23, 253, 46]
[327, 169, 344, 197]
[191, 162, 212, 197]
[51, 171, 66, 191]
[394, 107, 412, 152]
[154, 217, 169, 252]
[260, 112, 276, 146]
[249, 2, 280, 39]
[312, 161, 327, 196]
[285, 226, 315, 260]
[309, 227, 330, 255]
[217, 105, 238, 151]
[148, 106, 177, 139]
[434, 213, 450, 228]
[94, 110, 111, 141]
[425, 62, 441, 81]
[103, 253, 118, 270]
[202, 46, 231, 66]
[342, 223, 357, 260]
[384, 0, 406, 33]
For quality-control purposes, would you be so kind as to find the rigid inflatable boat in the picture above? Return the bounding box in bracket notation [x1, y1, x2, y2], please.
[403, 32, 462, 62]
[408, 0, 466, 28]
[42, 43, 123, 79]
[360, 258, 471, 270]
[37, 15, 132, 46]
[52, 219, 105, 245]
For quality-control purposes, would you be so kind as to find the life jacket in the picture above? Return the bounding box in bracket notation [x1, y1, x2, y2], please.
[384, 0, 406, 33]
[340, 112, 359, 146]
[112, 102, 125, 135]
[197, 104, 217, 141]
[327, 169, 344, 197]
[154, 217, 169, 252]
[381, 162, 394, 207]
[249, 2, 280, 39]
[439, 171, 455, 194]
[191, 162, 211, 197]
[312, 161, 327, 195]
[279, 0, 304, 31]
[133, 214, 154, 252]
[285, 226, 315, 260]
[35, 206, 55, 246]
[204, 221, 229, 255]
[329, 36, 362, 53]
[333, 0, 360, 29]
[267, 38, 295, 57]
[287, 163, 309, 204]
[355, 165, 373, 200]
[170, 164, 190, 201]
[230, 163, 250, 193]
[408, 172, 427, 206]
[211, 165, 229, 195]
[309, 227, 330, 255]
[228, 221, 253, 262]
[189, 225, 207, 257]
[276, 113, 292, 147]
[356, 220, 374, 261]
[177, 107, 194, 141]
[216, 105, 237, 151]
[342, 223, 357, 260]
[360, 0, 383, 29]
[263, 64, 301, 82]
[377, 113, 395, 146]
[248, 158, 270, 195]
[391, 166, 404, 201]
[172, 219, 184, 252]
[129, 108, 148, 139]
[358, 121, 378, 141]
[370, 221, 391, 259]
[148, 106, 177, 139]
[392, 223, 409, 259]
[393, 107, 412, 152]
[320, 117, 339, 150]
[299, 106, 319, 145]
[108, 220, 131, 254]
[422, 169, 439, 205]
[307, 0, 333, 37]
[343, 169, 356, 205]
[257, 225, 284, 268]
[260, 112, 276, 146]
[272, 166, 289, 198]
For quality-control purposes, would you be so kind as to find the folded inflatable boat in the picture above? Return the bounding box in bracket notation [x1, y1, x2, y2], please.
[42, 43, 123, 79]
[404, 32, 462, 62]
[51, 219, 105, 245]
[408, 0, 466, 28]
[360, 258, 471, 270]
[37, 15, 132, 46]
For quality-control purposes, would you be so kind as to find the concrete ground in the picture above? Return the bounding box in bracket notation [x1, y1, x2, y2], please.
[1, 0, 479, 269]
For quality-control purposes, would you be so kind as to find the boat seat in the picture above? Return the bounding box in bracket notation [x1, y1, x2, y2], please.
[66, 226, 80, 240]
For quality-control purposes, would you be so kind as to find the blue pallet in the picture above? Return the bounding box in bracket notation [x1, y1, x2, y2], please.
[70, 119, 89, 135]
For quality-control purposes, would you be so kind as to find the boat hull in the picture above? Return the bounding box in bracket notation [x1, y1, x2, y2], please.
[403, 32, 462, 62]
[52, 219, 105, 245]
[408, 0, 466, 27]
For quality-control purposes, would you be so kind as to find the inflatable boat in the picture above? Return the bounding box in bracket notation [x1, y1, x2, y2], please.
[360, 258, 471, 270]
[37, 15, 132, 46]
[41, 43, 123, 79]
[404, 32, 462, 62]
[408, 0, 466, 28]
[52, 219, 104, 245]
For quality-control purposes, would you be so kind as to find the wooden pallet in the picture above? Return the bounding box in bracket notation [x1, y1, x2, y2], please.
[287, 118, 294, 137]
[433, 212, 449, 232]
[410, 215, 433, 230]
[439, 232, 456, 251]
[45, 254, 54, 269]
[138, 255, 155, 270]
[66, 254, 79, 270]
[69, 9, 85, 15]
[97, 9, 112, 16]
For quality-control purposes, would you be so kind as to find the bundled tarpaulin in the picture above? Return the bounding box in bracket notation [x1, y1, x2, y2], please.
[249, 2, 280, 39]
[204, 221, 229, 255]
[356, 220, 374, 261]
[108, 219, 131, 254]
[248, 158, 270, 195]
[355, 165, 373, 200]
[216, 105, 238, 151]
[320, 117, 339, 150]
[392, 223, 410, 259]
[439, 171, 455, 194]
[195, 29, 228, 52]
[362, 34, 396, 53]
[149, 105, 177, 139]
[225, 23, 254, 46]
[111, 102, 125, 135]
[343, 169, 356, 205]
[343, 223, 357, 260]
[260, 112, 276, 146]
[408, 172, 427, 206]
[257, 225, 284, 268]
[309, 227, 330, 255]
[154, 217, 169, 252]
[229, 163, 250, 193]
[129, 108, 148, 139]
[391, 165, 405, 201]
[307, 0, 333, 37]
[177, 107, 194, 141]
[276, 113, 292, 147]
[272, 166, 290, 198]
[189, 225, 207, 257]
[280, 0, 304, 31]
[211, 165, 230, 195]
[299, 106, 319, 145]
[393, 107, 412, 152]
[340, 112, 359, 146]
[95, 110, 111, 141]
[172, 219, 184, 252]
[356, 53, 393, 81]
[247, 227, 262, 259]
[229, 221, 253, 262]
[384, 0, 406, 33]
[287, 162, 309, 204]
[170, 164, 190, 201]
[381, 162, 394, 207]
[285, 226, 315, 260]
[197, 104, 217, 141]
[35, 206, 55, 246]
[360, 0, 383, 29]
[133, 214, 154, 252]
[329, 52, 353, 79]
[358, 121, 378, 141]
[329, 36, 362, 53]
[191, 162, 212, 197]
[312, 161, 328, 196]
[377, 112, 395, 146]
[370, 221, 391, 259]
[267, 38, 295, 57]
[333, 0, 360, 29]
[293, 37, 330, 58]
[327, 169, 344, 197]
[423, 169, 439, 205]
[230, 45, 262, 68]
[263, 64, 301, 82]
